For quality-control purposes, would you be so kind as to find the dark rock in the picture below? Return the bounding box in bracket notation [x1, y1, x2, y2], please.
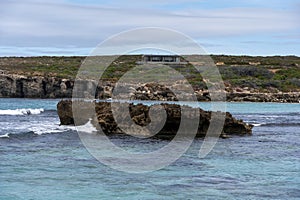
[226, 92, 300, 103]
[57, 100, 253, 138]
[1, 70, 298, 103]
[0, 73, 75, 98]
[57, 100, 74, 125]
[134, 83, 178, 101]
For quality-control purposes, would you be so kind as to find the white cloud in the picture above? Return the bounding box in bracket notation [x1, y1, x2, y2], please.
[0, 0, 299, 55]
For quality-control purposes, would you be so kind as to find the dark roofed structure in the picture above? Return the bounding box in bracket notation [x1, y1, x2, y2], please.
[137, 55, 187, 64]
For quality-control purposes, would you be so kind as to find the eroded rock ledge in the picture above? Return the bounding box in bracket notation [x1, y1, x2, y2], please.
[57, 100, 253, 138]
[1, 71, 298, 102]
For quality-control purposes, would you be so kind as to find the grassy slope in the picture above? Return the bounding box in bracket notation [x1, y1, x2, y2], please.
[0, 55, 299, 92]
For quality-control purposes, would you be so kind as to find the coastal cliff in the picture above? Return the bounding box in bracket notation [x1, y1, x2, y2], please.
[57, 100, 253, 138]
[0, 71, 299, 102]
[0, 71, 111, 99]
[0, 55, 299, 102]
[0, 72, 73, 98]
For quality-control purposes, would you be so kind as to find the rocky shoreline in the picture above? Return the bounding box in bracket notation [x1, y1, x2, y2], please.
[57, 100, 253, 138]
[226, 92, 300, 103]
[0, 72, 299, 102]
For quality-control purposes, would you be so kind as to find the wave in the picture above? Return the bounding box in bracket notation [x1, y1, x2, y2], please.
[260, 122, 300, 127]
[0, 108, 44, 115]
[248, 121, 300, 127]
[0, 131, 38, 139]
[0, 133, 10, 138]
[0, 125, 76, 139]
[76, 119, 98, 134]
[29, 124, 77, 135]
[252, 123, 263, 127]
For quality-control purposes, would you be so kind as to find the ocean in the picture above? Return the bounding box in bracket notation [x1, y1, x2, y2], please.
[0, 98, 299, 199]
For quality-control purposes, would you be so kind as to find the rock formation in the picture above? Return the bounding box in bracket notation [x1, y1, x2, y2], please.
[0, 72, 73, 98]
[226, 92, 300, 103]
[57, 100, 253, 138]
[1, 71, 298, 102]
[0, 72, 106, 98]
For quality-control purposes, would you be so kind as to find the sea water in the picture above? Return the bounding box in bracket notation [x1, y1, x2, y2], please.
[0, 99, 299, 199]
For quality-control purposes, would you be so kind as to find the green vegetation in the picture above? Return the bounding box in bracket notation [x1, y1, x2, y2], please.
[0, 55, 299, 92]
[210, 55, 300, 66]
[218, 65, 300, 92]
[0, 56, 82, 78]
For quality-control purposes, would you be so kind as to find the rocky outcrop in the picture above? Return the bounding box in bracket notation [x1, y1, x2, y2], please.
[0, 72, 109, 98]
[57, 100, 253, 138]
[131, 83, 210, 101]
[0, 72, 74, 98]
[1, 71, 298, 102]
[226, 92, 300, 103]
[133, 83, 178, 101]
[119, 83, 300, 103]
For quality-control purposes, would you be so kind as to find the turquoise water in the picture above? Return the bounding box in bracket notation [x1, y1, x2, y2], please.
[0, 99, 299, 199]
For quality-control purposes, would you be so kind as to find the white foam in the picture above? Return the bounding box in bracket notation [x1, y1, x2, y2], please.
[0, 108, 44, 115]
[252, 123, 262, 127]
[76, 119, 98, 134]
[0, 133, 10, 138]
[29, 124, 76, 135]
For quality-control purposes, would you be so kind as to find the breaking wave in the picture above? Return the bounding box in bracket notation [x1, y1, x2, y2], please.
[0, 125, 77, 139]
[0, 108, 44, 115]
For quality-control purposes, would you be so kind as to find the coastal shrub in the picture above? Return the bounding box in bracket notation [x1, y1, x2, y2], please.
[274, 68, 300, 80]
[261, 80, 281, 88]
[230, 79, 258, 88]
[289, 78, 300, 87]
[219, 66, 273, 80]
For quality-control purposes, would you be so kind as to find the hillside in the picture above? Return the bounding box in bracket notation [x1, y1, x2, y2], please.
[0, 55, 300, 102]
[0, 55, 299, 93]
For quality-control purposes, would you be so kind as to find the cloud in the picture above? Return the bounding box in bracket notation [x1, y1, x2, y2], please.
[0, 46, 91, 56]
[0, 0, 299, 56]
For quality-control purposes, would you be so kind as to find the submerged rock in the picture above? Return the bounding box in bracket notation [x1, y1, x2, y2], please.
[57, 100, 253, 138]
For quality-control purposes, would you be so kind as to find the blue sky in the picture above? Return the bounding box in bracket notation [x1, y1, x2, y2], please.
[0, 0, 299, 56]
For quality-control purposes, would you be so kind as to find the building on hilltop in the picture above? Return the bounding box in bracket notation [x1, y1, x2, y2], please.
[137, 55, 187, 65]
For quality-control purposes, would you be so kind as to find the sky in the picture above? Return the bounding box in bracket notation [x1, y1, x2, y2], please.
[0, 0, 299, 56]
